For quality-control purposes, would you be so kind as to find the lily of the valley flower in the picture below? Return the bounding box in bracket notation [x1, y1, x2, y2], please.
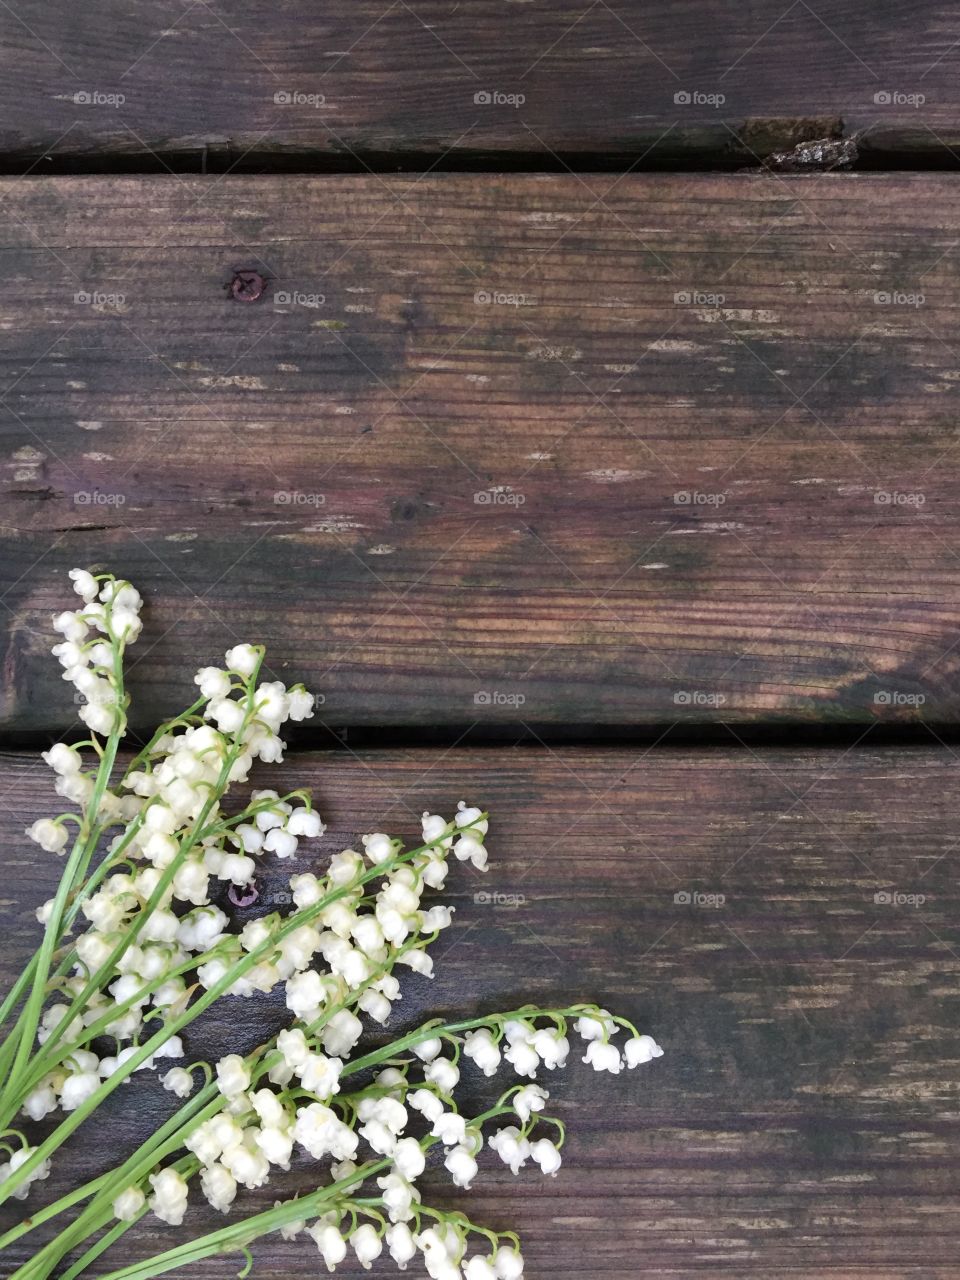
[0, 568, 665, 1280]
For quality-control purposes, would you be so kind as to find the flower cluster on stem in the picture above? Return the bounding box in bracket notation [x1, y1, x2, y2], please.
[0, 570, 663, 1280]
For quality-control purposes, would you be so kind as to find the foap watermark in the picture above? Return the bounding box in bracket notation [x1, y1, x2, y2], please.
[673, 90, 725, 108]
[474, 488, 525, 506]
[274, 491, 326, 506]
[474, 890, 525, 909]
[474, 90, 525, 108]
[674, 490, 727, 507]
[874, 889, 926, 907]
[674, 690, 727, 707]
[874, 490, 925, 507]
[674, 890, 726, 907]
[74, 90, 125, 108]
[874, 690, 925, 707]
[73, 688, 122, 708]
[74, 490, 125, 507]
[474, 690, 526, 707]
[874, 90, 926, 108]
[874, 290, 924, 308]
[74, 290, 125, 310]
[474, 289, 534, 308]
[674, 290, 724, 307]
[274, 290, 325, 309]
[274, 90, 326, 108]
[229, 885, 295, 909]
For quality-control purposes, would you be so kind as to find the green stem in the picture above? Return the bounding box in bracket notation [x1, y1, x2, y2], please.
[78, 1102, 517, 1280]
[61, 1214, 141, 1280]
[9, 993, 545, 1279]
[0, 701, 207, 1081]
[0, 1172, 111, 1251]
[17, 1155, 198, 1280]
[0, 815, 485, 1204]
[347, 1003, 592, 1075]
[77, 1159, 394, 1280]
[0, 962, 36, 1041]
[6, 1113, 211, 1280]
[0, 922, 420, 1253]
[19, 665, 266, 1080]
[0, 869, 490, 1275]
[124, 699, 206, 776]
[1, 606, 132, 1116]
[1, 708, 123, 1120]
[17, 940, 231, 1097]
[0, 1011, 26, 1093]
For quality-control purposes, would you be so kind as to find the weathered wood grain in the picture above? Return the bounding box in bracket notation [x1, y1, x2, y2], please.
[0, 2, 958, 163]
[4, 174, 960, 732]
[3, 746, 960, 1277]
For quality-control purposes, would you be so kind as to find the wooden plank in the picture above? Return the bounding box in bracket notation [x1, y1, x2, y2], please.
[3, 745, 960, 1276]
[4, 173, 960, 733]
[0, 3, 958, 163]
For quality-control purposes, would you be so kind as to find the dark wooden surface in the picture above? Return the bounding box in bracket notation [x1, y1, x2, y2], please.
[5, 174, 960, 733]
[3, 12, 960, 1274]
[4, 747, 960, 1277]
[0, 2, 959, 164]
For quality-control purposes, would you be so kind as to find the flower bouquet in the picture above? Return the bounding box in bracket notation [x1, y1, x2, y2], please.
[0, 570, 662, 1280]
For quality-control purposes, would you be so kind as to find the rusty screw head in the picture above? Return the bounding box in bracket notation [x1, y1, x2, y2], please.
[230, 270, 265, 303]
[228, 878, 260, 908]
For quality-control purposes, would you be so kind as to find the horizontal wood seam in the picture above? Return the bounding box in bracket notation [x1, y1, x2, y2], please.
[2, 726, 960, 752]
[3, 144, 960, 177]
